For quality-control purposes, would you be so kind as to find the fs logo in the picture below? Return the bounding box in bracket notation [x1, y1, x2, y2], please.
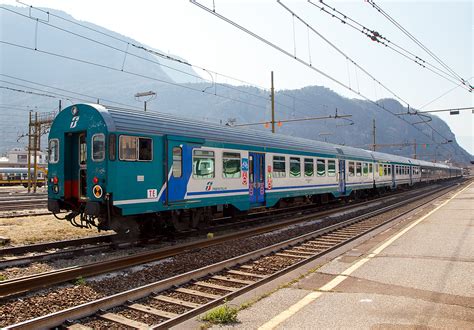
[70, 116, 80, 128]
[205, 181, 213, 191]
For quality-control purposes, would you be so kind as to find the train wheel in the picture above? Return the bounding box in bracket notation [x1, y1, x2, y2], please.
[171, 211, 191, 232]
[191, 209, 204, 229]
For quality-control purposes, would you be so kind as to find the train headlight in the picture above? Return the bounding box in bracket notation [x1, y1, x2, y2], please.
[52, 185, 59, 194]
[71, 106, 79, 116]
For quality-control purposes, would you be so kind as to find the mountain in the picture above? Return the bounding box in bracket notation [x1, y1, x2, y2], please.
[0, 5, 471, 165]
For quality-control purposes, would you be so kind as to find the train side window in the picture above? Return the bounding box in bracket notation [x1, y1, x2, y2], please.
[172, 147, 182, 178]
[348, 161, 355, 177]
[363, 163, 368, 176]
[119, 136, 138, 161]
[193, 150, 215, 179]
[109, 134, 116, 161]
[368, 163, 373, 174]
[48, 139, 59, 164]
[290, 157, 301, 177]
[138, 138, 152, 161]
[304, 158, 314, 177]
[317, 159, 326, 176]
[356, 162, 362, 176]
[92, 134, 105, 161]
[223, 152, 241, 178]
[328, 160, 336, 177]
[273, 156, 286, 178]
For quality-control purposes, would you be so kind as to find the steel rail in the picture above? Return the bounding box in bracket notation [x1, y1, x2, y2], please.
[0, 181, 456, 297]
[0, 182, 436, 297]
[0, 187, 414, 268]
[4, 180, 464, 329]
[0, 234, 117, 256]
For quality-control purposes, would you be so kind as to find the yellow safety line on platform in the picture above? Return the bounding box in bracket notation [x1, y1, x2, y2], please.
[258, 182, 473, 330]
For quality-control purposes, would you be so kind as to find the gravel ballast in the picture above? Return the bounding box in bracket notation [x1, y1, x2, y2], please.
[0, 183, 454, 327]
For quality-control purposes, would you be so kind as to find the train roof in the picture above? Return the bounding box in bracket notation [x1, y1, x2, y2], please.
[0, 167, 32, 173]
[61, 104, 456, 169]
[371, 151, 414, 165]
[88, 104, 374, 160]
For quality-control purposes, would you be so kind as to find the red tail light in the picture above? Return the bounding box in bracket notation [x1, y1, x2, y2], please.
[93, 176, 99, 184]
[53, 176, 58, 184]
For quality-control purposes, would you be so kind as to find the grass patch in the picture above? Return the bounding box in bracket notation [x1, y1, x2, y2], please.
[200, 304, 239, 325]
[73, 276, 86, 286]
[199, 264, 323, 328]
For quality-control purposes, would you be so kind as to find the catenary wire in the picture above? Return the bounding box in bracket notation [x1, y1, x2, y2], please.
[366, 0, 471, 89]
[4, 4, 318, 117]
[190, 0, 455, 155]
[308, 0, 471, 91]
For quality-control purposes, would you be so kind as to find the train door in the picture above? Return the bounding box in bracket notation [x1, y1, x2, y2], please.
[391, 164, 396, 189]
[249, 152, 265, 204]
[338, 159, 346, 195]
[78, 133, 88, 200]
[64, 131, 86, 201]
[166, 138, 196, 204]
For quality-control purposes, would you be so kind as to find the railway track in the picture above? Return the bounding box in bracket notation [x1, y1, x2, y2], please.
[0, 193, 47, 212]
[0, 182, 444, 296]
[0, 234, 120, 269]
[3, 180, 464, 329]
[0, 183, 419, 268]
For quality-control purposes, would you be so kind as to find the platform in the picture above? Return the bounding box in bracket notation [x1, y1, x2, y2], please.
[182, 181, 474, 329]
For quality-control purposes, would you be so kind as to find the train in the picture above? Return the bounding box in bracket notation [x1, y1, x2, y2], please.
[47, 104, 462, 234]
[0, 167, 47, 187]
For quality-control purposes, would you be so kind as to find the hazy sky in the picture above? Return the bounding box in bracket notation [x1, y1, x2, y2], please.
[2, 0, 473, 153]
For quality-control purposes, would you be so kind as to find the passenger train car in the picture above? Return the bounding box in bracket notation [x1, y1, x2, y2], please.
[0, 167, 46, 187]
[47, 104, 462, 233]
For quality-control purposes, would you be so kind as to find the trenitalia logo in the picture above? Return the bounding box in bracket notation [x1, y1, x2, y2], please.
[70, 116, 80, 128]
[205, 181, 213, 191]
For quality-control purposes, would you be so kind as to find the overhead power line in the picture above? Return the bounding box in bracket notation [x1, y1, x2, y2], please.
[5, 2, 361, 119]
[0, 39, 268, 111]
[0, 85, 57, 98]
[416, 107, 473, 114]
[4, 3, 321, 118]
[0, 75, 142, 109]
[232, 113, 352, 127]
[278, 0, 410, 107]
[308, 0, 472, 92]
[366, 0, 472, 91]
[190, 0, 456, 155]
[419, 76, 474, 109]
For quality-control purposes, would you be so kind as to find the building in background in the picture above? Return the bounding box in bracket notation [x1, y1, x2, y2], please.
[0, 148, 47, 169]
